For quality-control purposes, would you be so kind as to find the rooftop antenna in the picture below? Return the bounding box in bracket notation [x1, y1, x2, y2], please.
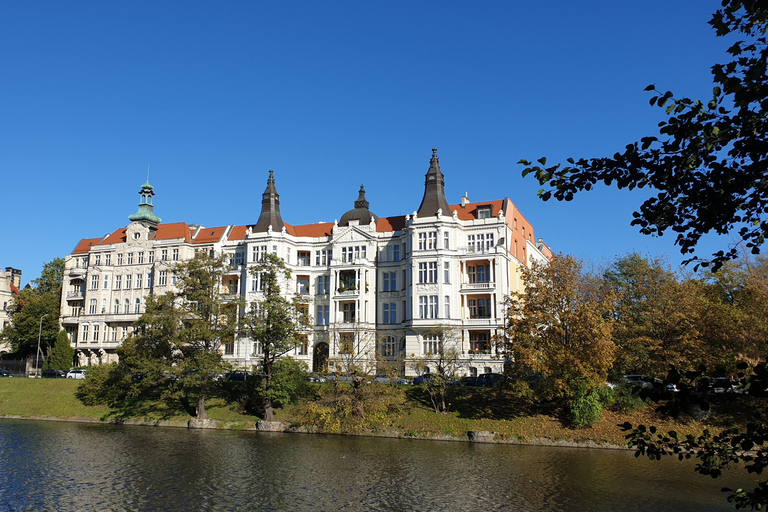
[147, 164, 150, 183]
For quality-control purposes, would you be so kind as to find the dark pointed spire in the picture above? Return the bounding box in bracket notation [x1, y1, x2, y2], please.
[128, 179, 161, 225]
[253, 170, 285, 232]
[416, 148, 451, 217]
[340, 184, 378, 227]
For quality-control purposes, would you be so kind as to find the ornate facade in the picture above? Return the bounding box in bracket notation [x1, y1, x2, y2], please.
[60, 150, 552, 375]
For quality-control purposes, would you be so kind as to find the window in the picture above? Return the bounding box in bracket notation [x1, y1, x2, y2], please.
[467, 264, 491, 283]
[127, 253, 133, 265]
[126, 275, 132, 289]
[339, 333, 354, 354]
[477, 207, 492, 219]
[93, 324, 100, 342]
[418, 263, 437, 283]
[111, 327, 117, 341]
[445, 296, 450, 319]
[148, 251, 154, 263]
[105, 254, 111, 266]
[317, 275, 330, 295]
[291, 275, 308, 295]
[113, 300, 119, 314]
[224, 341, 235, 355]
[297, 251, 310, 266]
[251, 273, 262, 292]
[419, 296, 428, 319]
[342, 302, 355, 322]
[103, 275, 109, 289]
[429, 295, 438, 318]
[298, 336, 308, 355]
[124, 299, 130, 314]
[382, 336, 396, 358]
[444, 232, 450, 249]
[315, 249, 332, 265]
[81, 325, 89, 342]
[469, 298, 490, 318]
[423, 334, 440, 354]
[114, 275, 121, 290]
[90, 275, 99, 290]
[418, 233, 426, 250]
[470, 332, 490, 353]
[138, 252, 144, 264]
[161, 249, 168, 261]
[384, 244, 401, 262]
[102, 298, 106, 313]
[383, 272, 397, 291]
[117, 253, 124, 265]
[339, 270, 356, 291]
[316, 305, 329, 325]
[136, 274, 142, 289]
[158, 271, 167, 286]
[428, 231, 437, 249]
[252, 245, 267, 262]
[134, 299, 141, 314]
[227, 278, 238, 294]
[172, 249, 179, 261]
[89, 299, 97, 314]
[342, 246, 364, 263]
[444, 262, 450, 283]
[94, 255, 101, 266]
[383, 303, 397, 324]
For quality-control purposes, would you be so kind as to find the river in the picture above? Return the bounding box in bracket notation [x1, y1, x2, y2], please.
[0, 419, 749, 511]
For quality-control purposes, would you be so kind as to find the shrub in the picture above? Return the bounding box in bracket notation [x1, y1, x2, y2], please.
[570, 389, 603, 428]
[610, 386, 647, 413]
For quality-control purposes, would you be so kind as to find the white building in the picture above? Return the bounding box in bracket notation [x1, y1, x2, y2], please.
[60, 150, 552, 375]
[0, 267, 22, 354]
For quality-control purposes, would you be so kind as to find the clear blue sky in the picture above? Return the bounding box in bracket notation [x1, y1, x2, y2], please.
[1, 1, 731, 286]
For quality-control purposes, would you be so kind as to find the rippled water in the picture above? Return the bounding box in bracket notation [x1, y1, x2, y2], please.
[0, 419, 748, 511]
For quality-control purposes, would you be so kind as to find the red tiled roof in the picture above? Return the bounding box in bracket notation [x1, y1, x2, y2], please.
[97, 228, 127, 246]
[151, 222, 193, 242]
[449, 199, 505, 221]
[376, 216, 406, 232]
[72, 238, 103, 254]
[285, 222, 334, 237]
[228, 225, 247, 241]
[10, 283, 19, 295]
[191, 225, 226, 244]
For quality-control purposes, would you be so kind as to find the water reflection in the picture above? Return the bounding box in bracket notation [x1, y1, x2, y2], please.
[0, 419, 746, 511]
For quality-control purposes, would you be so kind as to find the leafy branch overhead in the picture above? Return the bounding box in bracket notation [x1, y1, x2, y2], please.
[520, 0, 768, 270]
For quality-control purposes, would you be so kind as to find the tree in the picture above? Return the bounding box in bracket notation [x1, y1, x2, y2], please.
[1, 258, 63, 357]
[604, 254, 707, 377]
[520, 1, 768, 270]
[414, 324, 464, 414]
[240, 253, 307, 421]
[171, 252, 240, 421]
[43, 330, 75, 371]
[502, 255, 615, 401]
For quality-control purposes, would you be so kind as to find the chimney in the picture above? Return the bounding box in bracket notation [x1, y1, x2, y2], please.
[461, 192, 469, 208]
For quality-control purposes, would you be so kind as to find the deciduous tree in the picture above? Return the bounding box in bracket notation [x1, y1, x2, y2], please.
[502, 255, 615, 401]
[521, 0, 768, 270]
[414, 324, 464, 414]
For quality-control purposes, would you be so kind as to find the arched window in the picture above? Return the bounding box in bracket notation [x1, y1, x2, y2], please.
[382, 336, 396, 358]
[134, 298, 141, 314]
[113, 300, 119, 314]
[124, 299, 130, 314]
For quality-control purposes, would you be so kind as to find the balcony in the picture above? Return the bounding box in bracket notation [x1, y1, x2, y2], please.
[461, 281, 495, 292]
[66, 291, 84, 301]
[464, 317, 498, 326]
[68, 268, 86, 278]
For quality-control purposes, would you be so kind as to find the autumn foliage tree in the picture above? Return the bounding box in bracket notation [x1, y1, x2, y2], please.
[503, 255, 615, 401]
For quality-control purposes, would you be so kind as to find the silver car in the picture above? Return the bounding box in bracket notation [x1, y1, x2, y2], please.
[66, 369, 87, 379]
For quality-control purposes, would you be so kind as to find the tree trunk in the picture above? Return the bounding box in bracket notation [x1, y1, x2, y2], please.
[197, 390, 208, 420]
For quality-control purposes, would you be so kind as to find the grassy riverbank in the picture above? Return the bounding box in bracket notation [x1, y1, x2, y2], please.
[2, 377, 751, 447]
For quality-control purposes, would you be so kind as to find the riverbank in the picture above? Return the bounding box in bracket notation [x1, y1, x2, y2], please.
[0, 377, 725, 450]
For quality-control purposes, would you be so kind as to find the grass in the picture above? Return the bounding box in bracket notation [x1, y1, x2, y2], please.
[1, 378, 757, 447]
[0, 378, 259, 428]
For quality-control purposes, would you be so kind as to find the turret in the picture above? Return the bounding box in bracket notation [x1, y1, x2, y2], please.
[416, 148, 451, 218]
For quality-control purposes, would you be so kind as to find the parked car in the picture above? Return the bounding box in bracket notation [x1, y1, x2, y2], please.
[475, 373, 506, 388]
[66, 369, 87, 379]
[372, 376, 409, 385]
[413, 374, 432, 385]
[459, 376, 481, 387]
[41, 369, 67, 378]
[224, 371, 250, 382]
[0, 368, 12, 377]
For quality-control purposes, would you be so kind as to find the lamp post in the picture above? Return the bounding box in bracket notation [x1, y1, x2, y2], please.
[35, 313, 49, 378]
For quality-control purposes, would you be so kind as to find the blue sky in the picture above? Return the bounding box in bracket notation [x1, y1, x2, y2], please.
[1, 1, 731, 285]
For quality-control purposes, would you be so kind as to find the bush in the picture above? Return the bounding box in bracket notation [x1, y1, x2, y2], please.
[570, 389, 603, 428]
[610, 386, 647, 413]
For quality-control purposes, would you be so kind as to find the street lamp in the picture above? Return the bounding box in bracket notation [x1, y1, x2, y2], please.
[35, 313, 49, 378]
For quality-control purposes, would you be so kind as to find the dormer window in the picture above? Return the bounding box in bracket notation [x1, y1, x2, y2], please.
[477, 207, 492, 219]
